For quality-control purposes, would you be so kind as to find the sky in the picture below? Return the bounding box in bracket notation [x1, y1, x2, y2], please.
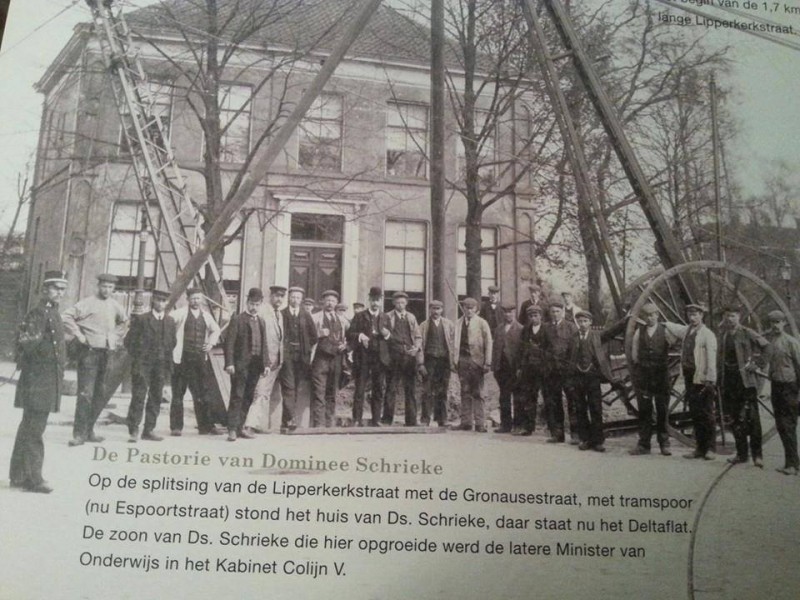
[0, 0, 797, 234]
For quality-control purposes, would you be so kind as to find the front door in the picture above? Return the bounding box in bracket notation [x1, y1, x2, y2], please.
[289, 246, 342, 302]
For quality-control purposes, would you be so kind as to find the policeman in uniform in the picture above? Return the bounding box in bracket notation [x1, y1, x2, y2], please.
[9, 270, 67, 493]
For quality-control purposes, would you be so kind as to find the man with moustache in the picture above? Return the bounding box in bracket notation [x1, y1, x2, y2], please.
[347, 287, 391, 426]
[279, 286, 317, 432]
[383, 291, 422, 426]
[310, 290, 349, 427]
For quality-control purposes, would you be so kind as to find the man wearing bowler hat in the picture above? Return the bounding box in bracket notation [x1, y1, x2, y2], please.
[347, 286, 392, 426]
[310, 290, 349, 427]
[418, 299, 456, 427]
[124, 290, 176, 442]
[9, 270, 67, 493]
[63, 273, 128, 446]
[453, 297, 493, 431]
[279, 286, 317, 432]
[224, 287, 269, 441]
[480, 285, 504, 336]
[383, 291, 422, 426]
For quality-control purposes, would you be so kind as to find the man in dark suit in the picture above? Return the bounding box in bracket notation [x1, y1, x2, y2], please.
[347, 286, 391, 426]
[567, 310, 616, 452]
[543, 301, 578, 443]
[517, 304, 549, 436]
[492, 304, 523, 433]
[418, 299, 456, 427]
[480, 285, 504, 336]
[124, 290, 176, 442]
[224, 287, 269, 441]
[279, 286, 317, 432]
[9, 270, 67, 494]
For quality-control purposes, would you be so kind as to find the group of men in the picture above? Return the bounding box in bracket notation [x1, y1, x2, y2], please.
[9, 273, 800, 494]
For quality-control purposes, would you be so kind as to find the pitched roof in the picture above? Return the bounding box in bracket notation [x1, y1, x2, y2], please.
[126, 0, 461, 69]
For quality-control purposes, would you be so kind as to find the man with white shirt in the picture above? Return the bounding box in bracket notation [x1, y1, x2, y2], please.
[630, 303, 678, 456]
[347, 287, 391, 426]
[453, 297, 493, 432]
[279, 287, 317, 432]
[418, 300, 456, 427]
[63, 273, 128, 446]
[244, 285, 287, 434]
[169, 287, 222, 436]
[123, 290, 176, 442]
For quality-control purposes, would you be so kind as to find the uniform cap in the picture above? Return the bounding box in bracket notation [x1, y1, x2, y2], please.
[43, 270, 67, 286]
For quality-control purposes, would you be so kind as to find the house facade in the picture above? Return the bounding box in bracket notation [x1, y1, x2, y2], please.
[26, 0, 541, 322]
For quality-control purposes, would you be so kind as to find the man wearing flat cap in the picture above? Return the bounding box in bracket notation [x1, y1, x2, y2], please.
[224, 288, 269, 441]
[629, 302, 684, 456]
[310, 290, 349, 427]
[543, 300, 578, 443]
[244, 285, 286, 434]
[279, 286, 317, 431]
[302, 298, 317, 314]
[453, 297, 493, 431]
[759, 310, 800, 475]
[717, 305, 768, 467]
[9, 270, 67, 493]
[418, 300, 456, 427]
[347, 286, 391, 426]
[170, 287, 222, 436]
[518, 283, 548, 326]
[63, 273, 128, 446]
[517, 304, 549, 436]
[123, 290, 176, 442]
[383, 291, 423, 425]
[480, 285, 505, 336]
[353, 302, 366, 315]
[492, 303, 523, 433]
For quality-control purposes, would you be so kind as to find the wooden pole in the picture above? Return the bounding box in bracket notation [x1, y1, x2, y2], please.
[430, 0, 447, 307]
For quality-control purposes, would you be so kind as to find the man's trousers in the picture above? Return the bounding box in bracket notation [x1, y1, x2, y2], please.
[383, 355, 417, 426]
[246, 366, 281, 432]
[73, 347, 109, 439]
[170, 354, 215, 432]
[228, 357, 263, 433]
[423, 356, 450, 426]
[544, 371, 576, 441]
[127, 362, 167, 436]
[683, 369, 716, 455]
[9, 409, 49, 487]
[635, 365, 670, 450]
[573, 373, 605, 447]
[458, 361, 486, 430]
[771, 381, 799, 469]
[280, 355, 310, 428]
[311, 353, 341, 427]
[722, 366, 762, 460]
[353, 353, 386, 426]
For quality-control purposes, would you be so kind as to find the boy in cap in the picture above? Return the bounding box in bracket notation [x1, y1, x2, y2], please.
[170, 287, 222, 436]
[224, 288, 269, 441]
[418, 300, 456, 427]
[718, 305, 768, 466]
[10, 270, 67, 493]
[63, 273, 128, 446]
[310, 290, 349, 427]
[123, 290, 176, 442]
[279, 286, 317, 431]
[480, 285, 504, 336]
[492, 303, 523, 433]
[760, 310, 800, 475]
[453, 297, 493, 431]
[384, 291, 423, 425]
[347, 286, 391, 426]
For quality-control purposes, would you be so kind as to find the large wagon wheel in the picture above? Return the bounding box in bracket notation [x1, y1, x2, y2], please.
[621, 260, 798, 448]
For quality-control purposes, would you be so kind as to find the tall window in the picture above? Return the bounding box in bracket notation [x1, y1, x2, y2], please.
[222, 220, 245, 308]
[386, 102, 428, 178]
[106, 203, 157, 292]
[298, 93, 343, 171]
[218, 83, 252, 162]
[457, 225, 497, 298]
[456, 109, 495, 187]
[119, 81, 173, 156]
[384, 220, 427, 321]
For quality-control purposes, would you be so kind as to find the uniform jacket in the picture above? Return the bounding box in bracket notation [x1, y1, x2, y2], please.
[311, 310, 350, 360]
[669, 322, 718, 384]
[492, 320, 523, 373]
[544, 319, 578, 373]
[280, 306, 317, 367]
[386, 309, 422, 357]
[170, 306, 221, 364]
[480, 301, 505, 334]
[453, 315, 493, 369]
[347, 309, 392, 368]
[123, 311, 177, 372]
[717, 325, 767, 389]
[417, 317, 457, 369]
[566, 329, 615, 383]
[260, 304, 285, 369]
[15, 299, 66, 413]
[224, 312, 269, 371]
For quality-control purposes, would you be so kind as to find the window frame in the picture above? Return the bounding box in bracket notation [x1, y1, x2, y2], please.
[385, 101, 429, 179]
[383, 219, 428, 321]
[297, 92, 344, 172]
[105, 202, 159, 293]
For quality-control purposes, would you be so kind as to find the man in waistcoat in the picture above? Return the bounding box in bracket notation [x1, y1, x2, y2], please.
[347, 286, 391, 426]
[718, 305, 768, 467]
[63, 273, 128, 446]
[310, 290, 349, 427]
[480, 285, 504, 337]
[10, 270, 67, 493]
[383, 291, 422, 426]
[516, 304, 549, 436]
[279, 287, 317, 432]
[492, 304, 523, 433]
[169, 287, 222, 436]
[124, 290, 176, 442]
[543, 301, 578, 443]
[566, 310, 616, 452]
[453, 297, 493, 432]
[417, 300, 456, 427]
